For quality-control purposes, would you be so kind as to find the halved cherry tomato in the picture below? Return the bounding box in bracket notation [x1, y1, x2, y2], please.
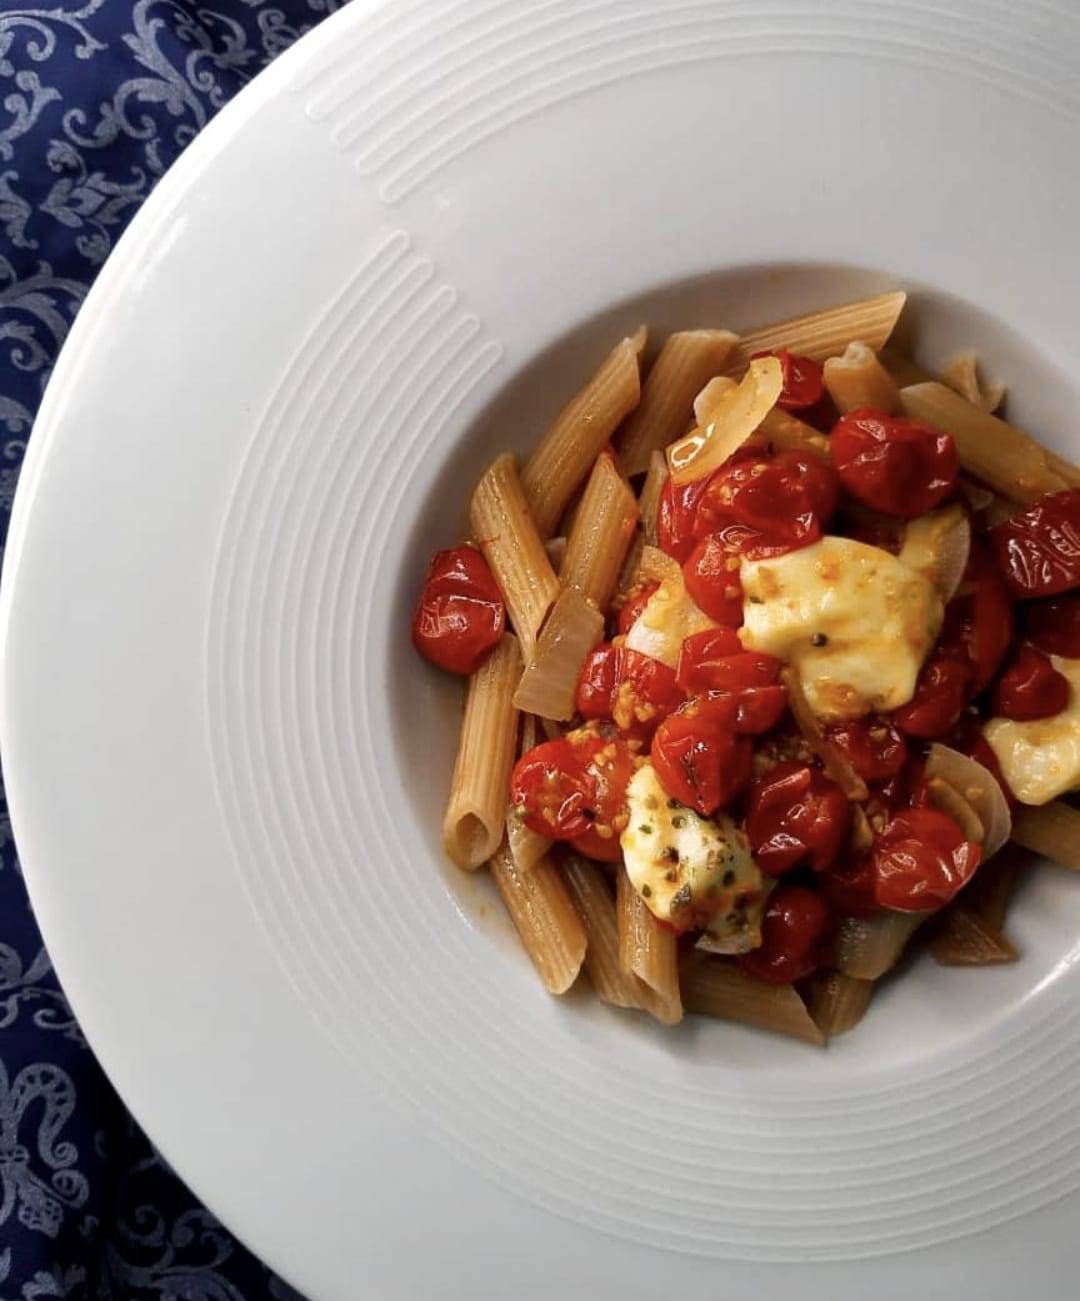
[1025, 593, 1080, 658]
[694, 451, 839, 559]
[745, 760, 851, 876]
[944, 541, 1014, 694]
[824, 717, 908, 783]
[739, 885, 831, 984]
[510, 726, 635, 862]
[683, 534, 745, 625]
[650, 695, 752, 816]
[992, 645, 1070, 721]
[616, 581, 658, 636]
[657, 475, 711, 564]
[870, 807, 982, 911]
[575, 643, 683, 736]
[412, 545, 505, 675]
[890, 639, 972, 739]
[819, 856, 879, 916]
[675, 628, 744, 687]
[830, 408, 958, 519]
[676, 630, 787, 734]
[750, 348, 825, 412]
[988, 489, 1080, 597]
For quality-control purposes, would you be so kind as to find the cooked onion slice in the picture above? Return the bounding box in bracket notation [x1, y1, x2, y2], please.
[898, 503, 971, 603]
[667, 356, 783, 486]
[925, 743, 1012, 858]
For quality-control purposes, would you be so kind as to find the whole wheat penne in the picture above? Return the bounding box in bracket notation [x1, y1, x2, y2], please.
[563, 855, 643, 1010]
[1012, 800, 1080, 870]
[618, 449, 669, 592]
[722, 291, 907, 378]
[940, 350, 1006, 414]
[513, 587, 604, 720]
[616, 868, 682, 1024]
[823, 341, 900, 413]
[928, 907, 1017, 966]
[618, 329, 737, 476]
[806, 971, 874, 1038]
[834, 910, 929, 980]
[898, 382, 1071, 504]
[961, 845, 1026, 931]
[490, 844, 587, 995]
[470, 453, 559, 657]
[682, 955, 824, 1046]
[521, 330, 646, 537]
[506, 714, 553, 871]
[562, 454, 639, 612]
[442, 635, 522, 870]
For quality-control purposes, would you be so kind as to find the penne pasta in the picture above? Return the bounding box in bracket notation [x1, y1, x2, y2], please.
[618, 449, 669, 592]
[682, 955, 824, 1046]
[962, 845, 1025, 932]
[562, 453, 639, 612]
[898, 382, 1072, 504]
[512, 587, 604, 720]
[490, 844, 587, 995]
[834, 910, 928, 980]
[928, 906, 1017, 966]
[563, 854, 644, 1009]
[1011, 799, 1080, 871]
[822, 340, 901, 414]
[617, 867, 682, 1024]
[940, 349, 1006, 414]
[521, 330, 646, 538]
[470, 453, 559, 657]
[806, 971, 874, 1038]
[442, 635, 522, 870]
[618, 329, 738, 476]
[721, 291, 907, 377]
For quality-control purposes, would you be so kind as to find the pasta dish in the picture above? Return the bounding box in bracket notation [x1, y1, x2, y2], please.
[411, 291, 1080, 1043]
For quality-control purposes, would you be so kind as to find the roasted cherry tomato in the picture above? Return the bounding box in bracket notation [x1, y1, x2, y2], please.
[650, 695, 752, 816]
[819, 856, 879, 916]
[992, 644, 1070, 721]
[944, 541, 1014, 694]
[745, 760, 851, 876]
[694, 451, 839, 559]
[657, 475, 711, 564]
[683, 534, 745, 625]
[412, 545, 504, 675]
[824, 717, 908, 783]
[870, 807, 982, 911]
[510, 727, 635, 861]
[616, 581, 658, 636]
[575, 643, 683, 736]
[676, 630, 787, 735]
[830, 408, 958, 519]
[1025, 593, 1080, 658]
[739, 885, 831, 984]
[751, 348, 825, 412]
[890, 638, 971, 740]
[988, 489, 1080, 597]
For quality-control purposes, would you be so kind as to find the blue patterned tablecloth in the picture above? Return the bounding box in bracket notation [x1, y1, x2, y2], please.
[0, 2, 342, 1295]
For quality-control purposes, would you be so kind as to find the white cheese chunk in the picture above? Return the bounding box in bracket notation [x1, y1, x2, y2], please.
[620, 763, 763, 931]
[984, 657, 1080, 805]
[739, 536, 943, 721]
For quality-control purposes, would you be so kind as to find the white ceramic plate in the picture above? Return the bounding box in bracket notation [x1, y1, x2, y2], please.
[4, 1, 1080, 1296]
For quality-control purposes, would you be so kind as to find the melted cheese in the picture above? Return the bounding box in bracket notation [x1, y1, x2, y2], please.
[984, 657, 1080, 805]
[620, 764, 763, 931]
[624, 555, 716, 669]
[739, 536, 943, 721]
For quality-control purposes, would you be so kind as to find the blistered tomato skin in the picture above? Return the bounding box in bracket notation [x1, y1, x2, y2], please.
[575, 643, 683, 737]
[412, 545, 505, 674]
[739, 885, 831, 984]
[657, 476, 711, 563]
[1025, 593, 1080, 658]
[650, 696, 752, 816]
[992, 645, 1071, 721]
[945, 542, 1014, 693]
[988, 489, 1080, 597]
[890, 640, 971, 740]
[830, 408, 959, 519]
[871, 808, 982, 912]
[825, 717, 908, 782]
[675, 631, 787, 734]
[616, 582, 658, 635]
[745, 761, 852, 876]
[683, 535, 745, 625]
[751, 348, 825, 412]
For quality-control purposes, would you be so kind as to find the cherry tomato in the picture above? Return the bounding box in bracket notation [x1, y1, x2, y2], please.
[510, 727, 635, 862]
[824, 717, 908, 783]
[675, 628, 744, 688]
[890, 639, 971, 739]
[944, 541, 1014, 694]
[657, 475, 711, 564]
[650, 696, 752, 815]
[870, 807, 982, 911]
[992, 644, 1070, 721]
[988, 489, 1080, 597]
[819, 856, 879, 916]
[616, 582, 658, 636]
[1025, 593, 1080, 658]
[751, 348, 825, 412]
[676, 631, 787, 734]
[683, 534, 745, 625]
[575, 643, 683, 736]
[412, 545, 505, 675]
[745, 760, 852, 876]
[695, 451, 839, 559]
[830, 408, 958, 519]
[739, 885, 831, 984]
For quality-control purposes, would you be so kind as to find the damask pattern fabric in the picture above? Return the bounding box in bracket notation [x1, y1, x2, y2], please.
[0, 2, 342, 1295]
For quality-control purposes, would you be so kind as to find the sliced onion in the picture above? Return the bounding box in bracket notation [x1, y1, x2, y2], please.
[898, 503, 970, 603]
[693, 375, 738, 425]
[667, 356, 784, 486]
[925, 742, 1012, 858]
[780, 667, 869, 801]
[926, 776, 986, 843]
[512, 587, 604, 720]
